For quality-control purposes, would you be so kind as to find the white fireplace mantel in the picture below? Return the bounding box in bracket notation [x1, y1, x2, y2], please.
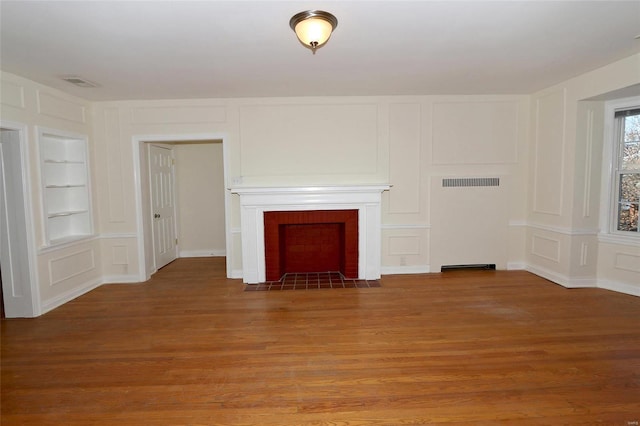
[231, 185, 391, 283]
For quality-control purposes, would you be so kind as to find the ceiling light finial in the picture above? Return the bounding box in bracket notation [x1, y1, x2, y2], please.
[289, 10, 338, 54]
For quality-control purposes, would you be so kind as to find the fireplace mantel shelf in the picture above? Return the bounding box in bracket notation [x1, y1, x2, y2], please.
[232, 184, 390, 284]
[230, 184, 391, 195]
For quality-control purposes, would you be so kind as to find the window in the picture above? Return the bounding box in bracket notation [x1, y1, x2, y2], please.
[613, 107, 640, 233]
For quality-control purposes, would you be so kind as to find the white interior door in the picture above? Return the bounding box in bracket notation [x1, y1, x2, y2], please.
[0, 128, 36, 317]
[149, 144, 177, 270]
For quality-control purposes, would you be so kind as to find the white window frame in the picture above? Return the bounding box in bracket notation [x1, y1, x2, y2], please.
[600, 96, 640, 243]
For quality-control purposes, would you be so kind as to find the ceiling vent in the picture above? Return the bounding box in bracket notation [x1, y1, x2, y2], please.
[61, 76, 99, 88]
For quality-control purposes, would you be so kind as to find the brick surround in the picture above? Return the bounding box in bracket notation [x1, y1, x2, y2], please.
[264, 210, 358, 281]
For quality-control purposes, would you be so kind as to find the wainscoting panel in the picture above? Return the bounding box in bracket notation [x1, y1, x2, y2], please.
[531, 234, 561, 263]
[580, 242, 589, 267]
[615, 251, 640, 273]
[49, 248, 96, 286]
[381, 225, 430, 273]
[388, 236, 421, 256]
[99, 235, 139, 283]
[596, 238, 640, 296]
[111, 245, 129, 266]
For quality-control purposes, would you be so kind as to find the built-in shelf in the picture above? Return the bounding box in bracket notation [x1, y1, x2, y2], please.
[47, 210, 89, 218]
[38, 128, 93, 246]
[44, 159, 85, 164]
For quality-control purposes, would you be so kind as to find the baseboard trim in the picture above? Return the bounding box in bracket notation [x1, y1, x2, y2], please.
[507, 262, 526, 270]
[381, 262, 637, 297]
[179, 250, 226, 258]
[598, 279, 640, 297]
[38, 261, 638, 317]
[101, 274, 141, 284]
[40, 277, 103, 315]
[381, 265, 430, 275]
[229, 269, 243, 279]
[525, 264, 598, 289]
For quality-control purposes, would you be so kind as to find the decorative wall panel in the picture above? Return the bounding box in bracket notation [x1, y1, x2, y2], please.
[533, 89, 566, 215]
[37, 91, 86, 123]
[614, 252, 640, 273]
[104, 108, 125, 222]
[0, 80, 25, 108]
[131, 106, 226, 124]
[388, 103, 421, 213]
[239, 104, 379, 177]
[432, 100, 519, 165]
[49, 249, 96, 285]
[111, 245, 129, 265]
[531, 234, 561, 263]
[582, 108, 594, 218]
[580, 242, 589, 267]
[388, 235, 421, 256]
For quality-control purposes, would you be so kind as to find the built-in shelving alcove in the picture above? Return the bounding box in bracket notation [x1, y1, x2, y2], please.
[37, 128, 93, 246]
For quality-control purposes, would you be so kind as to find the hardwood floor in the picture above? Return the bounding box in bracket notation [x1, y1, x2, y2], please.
[2, 257, 639, 425]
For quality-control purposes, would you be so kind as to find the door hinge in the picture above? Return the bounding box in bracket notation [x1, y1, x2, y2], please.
[175, 238, 178, 245]
[172, 158, 175, 166]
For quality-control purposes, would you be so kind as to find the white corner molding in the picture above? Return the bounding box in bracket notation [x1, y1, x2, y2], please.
[231, 185, 391, 283]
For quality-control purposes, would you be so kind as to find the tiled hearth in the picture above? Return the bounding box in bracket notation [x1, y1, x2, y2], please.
[244, 272, 381, 291]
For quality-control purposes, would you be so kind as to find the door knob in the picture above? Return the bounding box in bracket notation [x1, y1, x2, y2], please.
[154, 213, 160, 218]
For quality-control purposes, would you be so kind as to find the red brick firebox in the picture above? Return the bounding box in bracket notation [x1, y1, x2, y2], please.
[264, 210, 358, 281]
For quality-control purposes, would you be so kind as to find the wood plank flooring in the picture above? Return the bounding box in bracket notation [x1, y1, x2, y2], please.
[2, 257, 639, 425]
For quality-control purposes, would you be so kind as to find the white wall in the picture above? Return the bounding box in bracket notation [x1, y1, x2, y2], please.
[175, 141, 226, 257]
[382, 96, 529, 273]
[0, 71, 102, 315]
[92, 99, 236, 280]
[2, 52, 638, 316]
[527, 53, 640, 294]
[90, 95, 529, 281]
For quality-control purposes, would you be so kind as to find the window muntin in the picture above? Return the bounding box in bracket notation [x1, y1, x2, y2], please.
[614, 109, 640, 233]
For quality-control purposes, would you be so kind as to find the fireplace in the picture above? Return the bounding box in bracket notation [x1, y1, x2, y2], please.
[231, 185, 390, 284]
[264, 209, 358, 281]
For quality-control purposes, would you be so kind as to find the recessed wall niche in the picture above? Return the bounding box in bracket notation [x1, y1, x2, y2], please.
[37, 128, 93, 246]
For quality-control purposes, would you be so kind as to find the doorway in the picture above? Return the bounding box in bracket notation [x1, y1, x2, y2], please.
[0, 124, 38, 317]
[133, 135, 230, 281]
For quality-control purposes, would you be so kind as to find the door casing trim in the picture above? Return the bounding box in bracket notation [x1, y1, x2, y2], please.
[132, 133, 232, 281]
[0, 121, 41, 317]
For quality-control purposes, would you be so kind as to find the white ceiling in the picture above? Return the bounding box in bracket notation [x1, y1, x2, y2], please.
[1, 1, 639, 101]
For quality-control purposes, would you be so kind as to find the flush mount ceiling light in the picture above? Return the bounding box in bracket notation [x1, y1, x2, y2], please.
[289, 10, 338, 54]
